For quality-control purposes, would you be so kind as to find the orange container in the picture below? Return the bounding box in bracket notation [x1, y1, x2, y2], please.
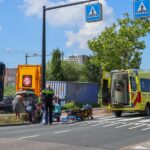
[16, 65, 41, 96]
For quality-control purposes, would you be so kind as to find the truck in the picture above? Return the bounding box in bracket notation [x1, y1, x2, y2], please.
[101, 69, 150, 117]
[16, 65, 41, 96]
[0, 62, 5, 100]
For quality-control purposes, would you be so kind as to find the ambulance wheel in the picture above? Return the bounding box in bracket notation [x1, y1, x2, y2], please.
[114, 111, 122, 117]
[144, 104, 150, 116]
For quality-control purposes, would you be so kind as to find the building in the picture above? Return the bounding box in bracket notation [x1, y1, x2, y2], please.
[66, 55, 88, 64]
[4, 68, 17, 86]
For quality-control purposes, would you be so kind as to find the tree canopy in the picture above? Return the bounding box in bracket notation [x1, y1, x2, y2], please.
[82, 57, 100, 82]
[50, 48, 63, 81]
[88, 13, 150, 71]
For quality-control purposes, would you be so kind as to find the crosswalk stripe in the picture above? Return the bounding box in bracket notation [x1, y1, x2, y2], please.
[142, 127, 150, 131]
[119, 117, 144, 122]
[128, 124, 146, 130]
[115, 123, 134, 128]
[103, 122, 122, 127]
[90, 121, 110, 127]
[139, 119, 150, 123]
[60, 114, 150, 131]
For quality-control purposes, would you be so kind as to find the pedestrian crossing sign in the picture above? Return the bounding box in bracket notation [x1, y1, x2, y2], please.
[133, 0, 150, 18]
[85, 3, 102, 22]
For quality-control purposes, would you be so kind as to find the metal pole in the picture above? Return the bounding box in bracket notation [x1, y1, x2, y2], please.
[25, 53, 28, 65]
[45, 0, 97, 11]
[41, 0, 97, 90]
[42, 6, 46, 90]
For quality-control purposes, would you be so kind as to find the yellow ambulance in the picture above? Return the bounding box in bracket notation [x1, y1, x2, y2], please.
[101, 69, 150, 117]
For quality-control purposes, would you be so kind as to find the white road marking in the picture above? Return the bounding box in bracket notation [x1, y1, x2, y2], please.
[79, 122, 94, 126]
[133, 145, 150, 149]
[139, 119, 150, 123]
[119, 117, 144, 122]
[115, 123, 134, 128]
[103, 122, 122, 127]
[18, 135, 39, 140]
[142, 127, 150, 131]
[90, 121, 110, 127]
[128, 124, 146, 130]
[96, 115, 113, 119]
[70, 120, 98, 126]
[97, 116, 117, 120]
[54, 130, 72, 134]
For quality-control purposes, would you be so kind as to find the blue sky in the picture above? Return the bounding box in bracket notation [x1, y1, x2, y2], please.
[0, 0, 149, 69]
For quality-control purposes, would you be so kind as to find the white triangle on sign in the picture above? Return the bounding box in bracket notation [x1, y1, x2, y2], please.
[88, 6, 98, 17]
[136, 2, 148, 14]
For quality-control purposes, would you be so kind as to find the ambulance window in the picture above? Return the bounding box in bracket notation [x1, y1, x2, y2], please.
[140, 79, 150, 92]
[130, 77, 137, 91]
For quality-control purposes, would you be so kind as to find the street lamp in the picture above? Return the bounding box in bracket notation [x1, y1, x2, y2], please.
[41, 0, 97, 90]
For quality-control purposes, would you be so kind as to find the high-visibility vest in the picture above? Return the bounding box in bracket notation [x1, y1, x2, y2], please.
[42, 89, 54, 94]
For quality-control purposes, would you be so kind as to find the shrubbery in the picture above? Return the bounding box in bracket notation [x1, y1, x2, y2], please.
[62, 101, 99, 110]
[62, 101, 81, 110]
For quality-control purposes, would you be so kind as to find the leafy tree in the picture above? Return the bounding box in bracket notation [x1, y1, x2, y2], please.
[51, 48, 63, 81]
[82, 57, 100, 82]
[46, 60, 52, 80]
[61, 61, 82, 81]
[88, 13, 150, 71]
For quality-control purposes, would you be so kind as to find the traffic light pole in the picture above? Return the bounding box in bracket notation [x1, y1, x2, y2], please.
[42, 0, 97, 90]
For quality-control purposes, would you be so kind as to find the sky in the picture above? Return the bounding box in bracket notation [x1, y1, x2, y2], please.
[0, 0, 149, 69]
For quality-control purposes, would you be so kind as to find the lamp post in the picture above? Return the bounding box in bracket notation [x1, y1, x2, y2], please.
[41, 0, 97, 90]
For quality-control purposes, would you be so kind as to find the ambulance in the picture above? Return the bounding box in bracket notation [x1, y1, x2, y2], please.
[101, 69, 150, 117]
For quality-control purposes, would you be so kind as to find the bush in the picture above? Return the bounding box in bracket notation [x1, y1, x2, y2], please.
[62, 101, 80, 110]
[4, 85, 16, 97]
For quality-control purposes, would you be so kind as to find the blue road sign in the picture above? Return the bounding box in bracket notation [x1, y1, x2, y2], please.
[85, 3, 102, 22]
[133, 0, 150, 18]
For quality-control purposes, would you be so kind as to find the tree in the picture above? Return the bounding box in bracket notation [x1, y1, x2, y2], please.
[46, 60, 52, 80]
[88, 13, 150, 71]
[61, 61, 82, 81]
[50, 48, 63, 81]
[82, 57, 100, 82]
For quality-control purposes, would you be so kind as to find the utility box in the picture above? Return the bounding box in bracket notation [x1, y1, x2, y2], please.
[16, 65, 41, 96]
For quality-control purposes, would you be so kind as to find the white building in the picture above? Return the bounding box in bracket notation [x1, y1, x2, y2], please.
[66, 55, 88, 64]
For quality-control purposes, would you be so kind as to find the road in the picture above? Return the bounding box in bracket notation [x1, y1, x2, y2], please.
[0, 113, 150, 150]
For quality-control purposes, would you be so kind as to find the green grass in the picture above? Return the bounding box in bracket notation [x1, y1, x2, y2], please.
[0, 113, 28, 125]
[4, 85, 16, 97]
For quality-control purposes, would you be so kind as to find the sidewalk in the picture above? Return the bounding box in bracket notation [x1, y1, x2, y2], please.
[92, 108, 111, 116]
[0, 108, 111, 126]
[61, 108, 111, 117]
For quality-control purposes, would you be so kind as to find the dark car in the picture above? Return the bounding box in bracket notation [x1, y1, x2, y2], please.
[0, 96, 13, 112]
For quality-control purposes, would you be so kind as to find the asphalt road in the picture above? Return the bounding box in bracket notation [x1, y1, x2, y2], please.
[0, 113, 150, 150]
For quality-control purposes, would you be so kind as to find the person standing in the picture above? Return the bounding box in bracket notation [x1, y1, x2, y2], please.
[42, 85, 54, 125]
[12, 94, 25, 120]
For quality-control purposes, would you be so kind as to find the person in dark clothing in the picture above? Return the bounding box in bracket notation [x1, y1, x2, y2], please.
[42, 85, 54, 125]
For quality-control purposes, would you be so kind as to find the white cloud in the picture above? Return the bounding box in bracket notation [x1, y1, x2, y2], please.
[65, 1, 115, 49]
[21, 0, 114, 49]
[21, 0, 84, 27]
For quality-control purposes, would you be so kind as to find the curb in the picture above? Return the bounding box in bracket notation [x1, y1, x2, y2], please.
[0, 122, 31, 127]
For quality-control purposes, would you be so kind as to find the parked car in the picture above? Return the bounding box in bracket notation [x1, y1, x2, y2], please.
[0, 96, 13, 113]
